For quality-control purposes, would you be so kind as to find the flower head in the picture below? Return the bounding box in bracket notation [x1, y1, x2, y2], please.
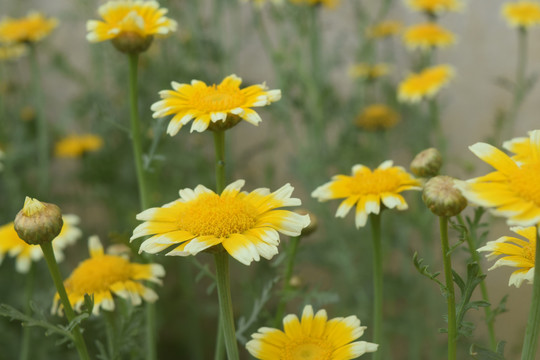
[403, 23, 455, 50]
[355, 104, 400, 131]
[0, 215, 81, 273]
[406, 0, 462, 15]
[502, 1, 540, 28]
[151, 74, 281, 135]
[312, 161, 421, 228]
[478, 226, 536, 287]
[0, 12, 58, 44]
[86, 1, 177, 53]
[348, 63, 390, 80]
[246, 304, 378, 359]
[0, 43, 27, 61]
[131, 180, 310, 265]
[455, 130, 540, 226]
[289, 0, 339, 9]
[53, 236, 165, 315]
[398, 65, 454, 103]
[366, 20, 403, 38]
[54, 134, 104, 158]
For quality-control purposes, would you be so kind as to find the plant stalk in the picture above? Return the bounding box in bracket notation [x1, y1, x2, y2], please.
[274, 236, 301, 326]
[439, 216, 457, 360]
[370, 213, 383, 360]
[19, 263, 35, 360]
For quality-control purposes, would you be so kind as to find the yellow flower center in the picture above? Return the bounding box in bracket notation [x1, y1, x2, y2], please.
[192, 85, 246, 112]
[178, 193, 257, 238]
[282, 338, 333, 360]
[347, 169, 401, 195]
[510, 163, 540, 206]
[66, 255, 132, 295]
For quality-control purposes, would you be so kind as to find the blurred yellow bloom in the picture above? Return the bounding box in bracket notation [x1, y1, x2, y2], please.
[289, 0, 339, 9]
[53, 236, 165, 315]
[398, 65, 454, 103]
[406, 0, 462, 14]
[355, 104, 400, 131]
[502, 1, 540, 28]
[242, 0, 284, 6]
[246, 305, 379, 359]
[0, 215, 81, 273]
[455, 130, 540, 226]
[151, 74, 281, 135]
[131, 180, 310, 265]
[478, 226, 536, 287]
[349, 63, 390, 80]
[0, 12, 57, 44]
[366, 20, 403, 38]
[54, 134, 104, 158]
[403, 23, 455, 50]
[312, 162, 421, 228]
[0, 43, 27, 61]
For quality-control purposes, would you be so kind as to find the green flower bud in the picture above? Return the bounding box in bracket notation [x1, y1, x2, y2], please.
[423, 176, 467, 217]
[14, 197, 63, 245]
[410, 148, 442, 178]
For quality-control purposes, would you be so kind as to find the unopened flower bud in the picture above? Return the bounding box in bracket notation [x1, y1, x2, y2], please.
[111, 32, 153, 54]
[422, 176, 467, 217]
[295, 209, 317, 237]
[14, 197, 63, 245]
[410, 148, 442, 178]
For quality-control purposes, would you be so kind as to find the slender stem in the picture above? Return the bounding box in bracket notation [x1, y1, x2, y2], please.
[29, 45, 49, 195]
[214, 316, 225, 360]
[274, 236, 301, 326]
[439, 216, 457, 360]
[104, 311, 117, 360]
[520, 225, 540, 360]
[213, 130, 226, 193]
[19, 263, 35, 360]
[214, 252, 239, 360]
[40, 242, 90, 360]
[370, 213, 383, 360]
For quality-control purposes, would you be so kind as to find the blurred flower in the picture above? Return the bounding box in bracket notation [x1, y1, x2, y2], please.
[403, 23, 455, 50]
[312, 161, 421, 228]
[54, 134, 104, 158]
[348, 63, 390, 80]
[355, 104, 400, 131]
[289, 0, 339, 8]
[242, 0, 284, 7]
[0, 12, 58, 44]
[502, 1, 540, 28]
[478, 226, 536, 287]
[455, 130, 540, 226]
[246, 304, 378, 359]
[398, 65, 454, 103]
[131, 180, 310, 265]
[406, 0, 462, 14]
[87, 0, 177, 53]
[366, 20, 403, 38]
[0, 215, 81, 273]
[410, 147, 442, 178]
[0, 43, 27, 61]
[19, 106, 36, 122]
[503, 130, 534, 163]
[53, 236, 165, 315]
[151, 74, 281, 135]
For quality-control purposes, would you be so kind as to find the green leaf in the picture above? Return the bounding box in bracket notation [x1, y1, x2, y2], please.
[413, 252, 445, 290]
[470, 341, 506, 359]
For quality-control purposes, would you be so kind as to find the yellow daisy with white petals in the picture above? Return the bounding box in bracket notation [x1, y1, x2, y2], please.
[478, 226, 536, 287]
[403, 23, 455, 50]
[53, 236, 164, 315]
[398, 65, 454, 103]
[366, 20, 403, 38]
[406, 0, 462, 14]
[151, 74, 281, 135]
[312, 161, 421, 228]
[502, 1, 540, 28]
[0, 12, 58, 44]
[0, 215, 81, 273]
[455, 130, 540, 226]
[246, 305, 378, 359]
[131, 180, 310, 265]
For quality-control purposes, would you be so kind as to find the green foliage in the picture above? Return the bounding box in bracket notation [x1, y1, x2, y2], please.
[470, 342, 506, 359]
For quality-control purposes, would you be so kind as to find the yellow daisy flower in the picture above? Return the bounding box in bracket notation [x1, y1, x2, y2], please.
[246, 304, 379, 359]
[366, 20, 403, 38]
[312, 161, 421, 228]
[503, 131, 534, 163]
[86, 0, 177, 48]
[348, 63, 391, 80]
[478, 226, 536, 287]
[502, 1, 540, 28]
[151, 74, 281, 135]
[0, 215, 81, 273]
[54, 134, 104, 158]
[131, 180, 310, 266]
[0, 12, 58, 44]
[455, 130, 540, 226]
[398, 65, 454, 103]
[406, 0, 462, 14]
[403, 23, 455, 50]
[355, 104, 400, 131]
[53, 236, 165, 315]
[289, 0, 339, 8]
[0, 43, 27, 61]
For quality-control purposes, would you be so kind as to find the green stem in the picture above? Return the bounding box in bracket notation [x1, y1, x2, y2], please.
[19, 263, 35, 360]
[274, 236, 301, 327]
[104, 311, 117, 360]
[370, 213, 383, 360]
[29, 45, 49, 195]
[40, 242, 90, 360]
[439, 216, 457, 360]
[520, 225, 540, 360]
[214, 316, 225, 360]
[213, 130, 226, 193]
[214, 252, 239, 360]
